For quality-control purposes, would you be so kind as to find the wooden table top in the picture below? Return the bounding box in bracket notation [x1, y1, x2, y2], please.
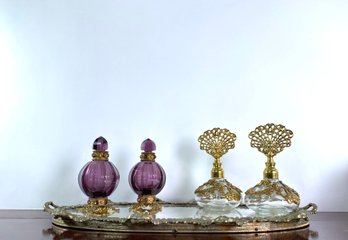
[0, 210, 347, 239]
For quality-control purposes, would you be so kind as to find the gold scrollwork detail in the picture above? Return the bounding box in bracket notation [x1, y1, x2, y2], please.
[194, 178, 242, 202]
[249, 123, 293, 158]
[198, 128, 237, 178]
[79, 198, 119, 216]
[198, 128, 236, 159]
[245, 179, 300, 205]
[130, 195, 162, 215]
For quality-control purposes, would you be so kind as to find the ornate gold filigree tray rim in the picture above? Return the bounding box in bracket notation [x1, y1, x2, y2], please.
[44, 201, 317, 233]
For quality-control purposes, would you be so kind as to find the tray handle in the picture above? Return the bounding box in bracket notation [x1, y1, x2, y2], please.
[44, 201, 59, 214]
[302, 203, 318, 214]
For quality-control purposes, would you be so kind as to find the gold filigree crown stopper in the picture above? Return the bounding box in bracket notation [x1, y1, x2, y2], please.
[198, 128, 236, 178]
[249, 123, 293, 179]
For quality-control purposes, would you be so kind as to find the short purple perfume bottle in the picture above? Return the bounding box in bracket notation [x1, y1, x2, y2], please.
[78, 137, 120, 213]
[129, 139, 166, 208]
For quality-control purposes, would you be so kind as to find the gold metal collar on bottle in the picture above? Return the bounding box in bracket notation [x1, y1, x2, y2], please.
[92, 151, 109, 161]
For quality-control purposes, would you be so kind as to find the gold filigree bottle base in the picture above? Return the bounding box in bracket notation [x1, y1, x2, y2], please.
[78, 198, 119, 216]
[194, 178, 242, 211]
[130, 195, 162, 216]
[244, 179, 300, 216]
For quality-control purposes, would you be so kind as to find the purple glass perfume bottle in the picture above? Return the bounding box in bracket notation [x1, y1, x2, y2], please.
[129, 139, 166, 209]
[78, 137, 120, 213]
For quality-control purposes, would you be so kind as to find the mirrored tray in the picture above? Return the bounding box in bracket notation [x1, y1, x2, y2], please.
[44, 201, 317, 233]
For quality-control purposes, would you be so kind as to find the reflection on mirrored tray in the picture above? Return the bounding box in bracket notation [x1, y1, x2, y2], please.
[47, 201, 313, 220]
[94, 202, 311, 220]
[45, 201, 317, 221]
[43, 225, 318, 240]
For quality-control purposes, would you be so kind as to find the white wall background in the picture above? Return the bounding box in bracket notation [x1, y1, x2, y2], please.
[0, 0, 348, 211]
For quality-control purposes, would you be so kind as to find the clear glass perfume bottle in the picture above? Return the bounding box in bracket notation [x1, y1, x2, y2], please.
[194, 128, 242, 210]
[244, 124, 300, 216]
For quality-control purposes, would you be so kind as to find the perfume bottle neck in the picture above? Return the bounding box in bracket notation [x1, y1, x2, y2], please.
[211, 158, 224, 178]
[263, 156, 279, 179]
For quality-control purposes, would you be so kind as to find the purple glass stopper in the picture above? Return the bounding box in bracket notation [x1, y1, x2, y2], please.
[129, 161, 166, 195]
[78, 161, 120, 198]
[93, 136, 108, 151]
[141, 138, 156, 152]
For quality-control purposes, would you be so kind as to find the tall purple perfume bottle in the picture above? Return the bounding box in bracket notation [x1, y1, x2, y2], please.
[78, 136, 120, 214]
[129, 139, 166, 212]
